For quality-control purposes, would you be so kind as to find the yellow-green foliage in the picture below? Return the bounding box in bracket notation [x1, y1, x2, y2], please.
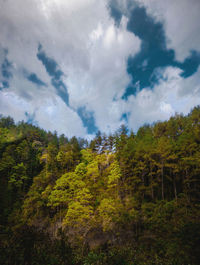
[64, 201, 93, 226]
[98, 198, 122, 231]
[1, 110, 200, 264]
[107, 160, 121, 187]
[81, 148, 94, 163]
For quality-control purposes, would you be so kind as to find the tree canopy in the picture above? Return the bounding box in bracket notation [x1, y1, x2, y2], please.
[0, 108, 200, 264]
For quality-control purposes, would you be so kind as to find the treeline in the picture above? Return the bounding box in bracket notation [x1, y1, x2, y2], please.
[0, 107, 200, 264]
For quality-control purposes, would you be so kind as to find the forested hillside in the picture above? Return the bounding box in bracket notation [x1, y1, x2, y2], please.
[0, 107, 200, 265]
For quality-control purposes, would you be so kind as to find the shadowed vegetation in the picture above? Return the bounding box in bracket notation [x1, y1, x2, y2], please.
[0, 107, 200, 264]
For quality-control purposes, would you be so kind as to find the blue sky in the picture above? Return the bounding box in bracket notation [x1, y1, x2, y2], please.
[0, 0, 200, 138]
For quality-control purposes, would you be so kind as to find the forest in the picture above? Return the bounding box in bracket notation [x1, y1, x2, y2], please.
[0, 107, 200, 265]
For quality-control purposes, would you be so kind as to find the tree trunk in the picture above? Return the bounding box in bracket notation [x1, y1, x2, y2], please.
[150, 163, 154, 200]
[161, 161, 164, 200]
[173, 175, 177, 201]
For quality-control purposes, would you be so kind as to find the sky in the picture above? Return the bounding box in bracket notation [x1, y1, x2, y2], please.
[0, 0, 200, 138]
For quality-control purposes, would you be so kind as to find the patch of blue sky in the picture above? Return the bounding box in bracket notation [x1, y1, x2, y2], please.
[2, 58, 12, 79]
[25, 112, 38, 126]
[37, 44, 69, 105]
[120, 112, 130, 123]
[109, 3, 200, 100]
[77, 106, 98, 134]
[27, 73, 47, 87]
[0, 50, 13, 89]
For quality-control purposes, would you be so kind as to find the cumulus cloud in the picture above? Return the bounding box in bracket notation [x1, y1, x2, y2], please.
[0, 0, 199, 137]
[127, 66, 200, 131]
[0, 0, 141, 136]
[136, 0, 200, 61]
[67, 15, 141, 133]
[0, 88, 87, 138]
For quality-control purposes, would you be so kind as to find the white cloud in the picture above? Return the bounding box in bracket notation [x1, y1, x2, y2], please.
[127, 66, 200, 131]
[0, 0, 141, 136]
[137, 0, 200, 61]
[67, 15, 140, 133]
[160, 102, 173, 115]
[1, 0, 199, 137]
[0, 89, 87, 137]
[0, 91, 28, 122]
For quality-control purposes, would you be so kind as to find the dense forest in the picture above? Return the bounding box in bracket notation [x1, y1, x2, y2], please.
[0, 107, 200, 265]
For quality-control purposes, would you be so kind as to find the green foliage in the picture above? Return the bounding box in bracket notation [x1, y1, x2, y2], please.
[107, 160, 121, 186]
[64, 200, 93, 227]
[0, 108, 200, 264]
[98, 198, 122, 231]
[8, 162, 28, 190]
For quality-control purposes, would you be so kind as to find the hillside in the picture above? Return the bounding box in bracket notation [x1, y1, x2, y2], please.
[0, 108, 200, 265]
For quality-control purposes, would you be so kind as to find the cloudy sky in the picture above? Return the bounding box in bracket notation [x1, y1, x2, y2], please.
[0, 0, 200, 138]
